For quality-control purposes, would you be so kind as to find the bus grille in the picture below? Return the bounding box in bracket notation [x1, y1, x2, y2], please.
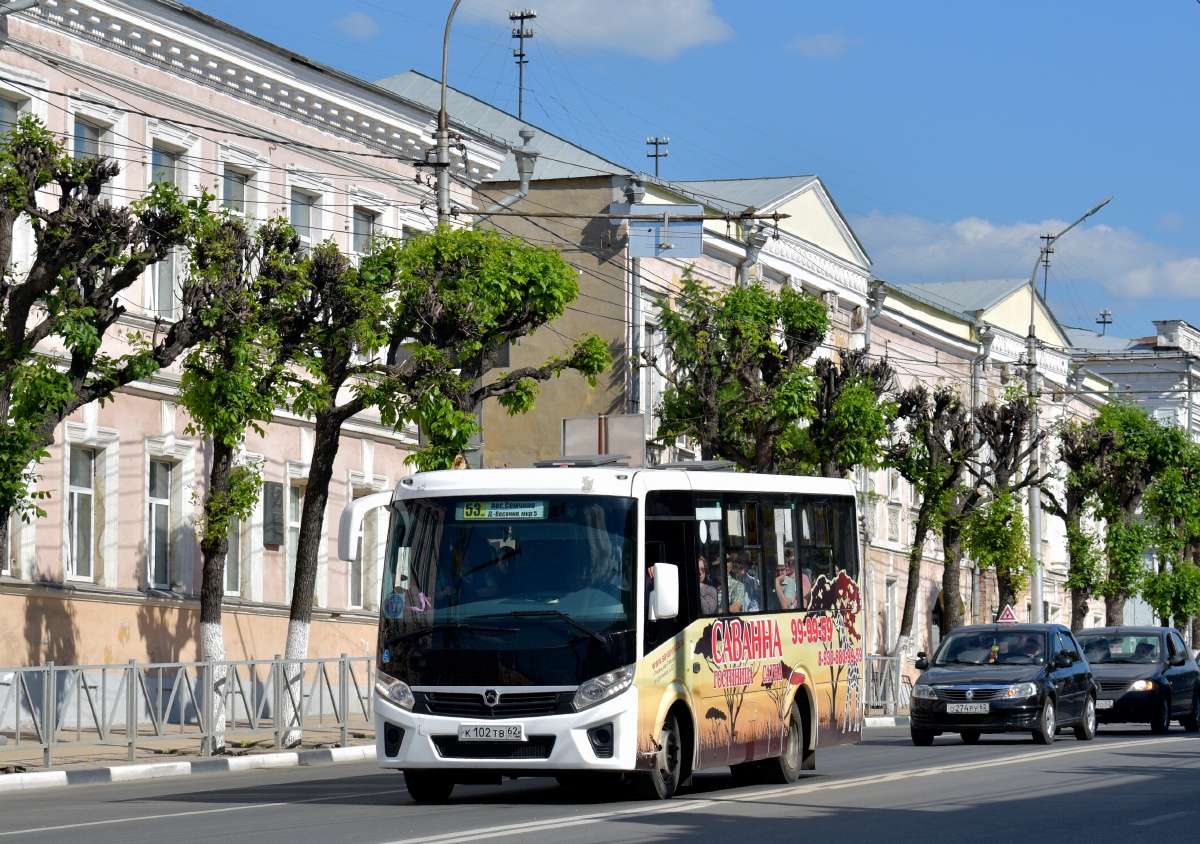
[432, 735, 556, 759]
[419, 691, 568, 718]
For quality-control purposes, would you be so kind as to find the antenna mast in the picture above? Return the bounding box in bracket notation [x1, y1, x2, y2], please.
[646, 136, 669, 178]
[509, 9, 536, 119]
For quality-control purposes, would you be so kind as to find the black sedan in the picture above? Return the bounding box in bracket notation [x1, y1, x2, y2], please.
[1075, 626, 1200, 734]
[909, 623, 1097, 745]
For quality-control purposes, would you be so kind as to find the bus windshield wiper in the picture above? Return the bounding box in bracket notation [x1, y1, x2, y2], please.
[385, 622, 518, 645]
[479, 610, 605, 644]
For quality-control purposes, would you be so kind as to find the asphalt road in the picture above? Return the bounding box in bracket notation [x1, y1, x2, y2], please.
[2, 725, 1198, 844]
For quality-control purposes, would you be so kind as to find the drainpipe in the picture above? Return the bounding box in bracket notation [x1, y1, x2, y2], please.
[624, 179, 647, 415]
[476, 129, 539, 221]
[738, 223, 768, 287]
[969, 323, 994, 624]
[860, 278, 887, 658]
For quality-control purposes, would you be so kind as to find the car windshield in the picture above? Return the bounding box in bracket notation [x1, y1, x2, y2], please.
[1076, 633, 1162, 664]
[932, 630, 1048, 666]
[381, 495, 637, 635]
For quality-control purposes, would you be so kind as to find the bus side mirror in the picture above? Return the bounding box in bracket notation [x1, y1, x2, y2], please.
[337, 490, 395, 561]
[649, 563, 679, 621]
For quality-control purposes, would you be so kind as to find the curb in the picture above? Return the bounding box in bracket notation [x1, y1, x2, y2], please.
[863, 716, 910, 727]
[0, 744, 377, 793]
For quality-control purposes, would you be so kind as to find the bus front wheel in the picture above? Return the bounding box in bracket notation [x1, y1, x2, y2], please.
[634, 712, 684, 799]
[404, 770, 455, 804]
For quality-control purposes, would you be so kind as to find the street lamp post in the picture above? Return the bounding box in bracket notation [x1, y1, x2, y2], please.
[436, 0, 464, 225]
[1026, 196, 1111, 623]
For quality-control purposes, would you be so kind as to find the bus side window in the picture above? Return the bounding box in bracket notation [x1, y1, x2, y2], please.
[762, 500, 794, 611]
[643, 520, 695, 655]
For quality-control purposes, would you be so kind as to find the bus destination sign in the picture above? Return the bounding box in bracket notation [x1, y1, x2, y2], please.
[456, 500, 546, 520]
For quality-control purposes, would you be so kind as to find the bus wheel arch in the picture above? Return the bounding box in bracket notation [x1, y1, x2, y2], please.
[794, 684, 816, 771]
[667, 700, 696, 785]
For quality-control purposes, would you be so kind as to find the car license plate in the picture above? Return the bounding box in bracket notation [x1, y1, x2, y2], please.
[457, 723, 525, 742]
[945, 703, 989, 714]
[1096, 699, 1114, 710]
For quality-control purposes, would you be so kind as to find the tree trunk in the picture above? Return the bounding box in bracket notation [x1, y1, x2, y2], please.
[1070, 587, 1089, 633]
[995, 576, 1017, 622]
[895, 519, 928, 655]
[1105, 592, 1127, 627]
[199, 439, 235, 755]
[281, 412, 343, 747]
[940, 525, 964, 634]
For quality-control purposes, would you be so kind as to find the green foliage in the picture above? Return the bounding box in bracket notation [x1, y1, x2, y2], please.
[653, 271, 830, 473]
[192, 461, 264, 547]
[964, 492, 1034, 595]
[887, 384, 970, 537]
[1063, 521, 1103, 595]
[1142, 560, 1200, 624]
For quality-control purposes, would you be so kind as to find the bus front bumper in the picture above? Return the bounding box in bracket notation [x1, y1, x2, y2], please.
[374, 687, 640, 771]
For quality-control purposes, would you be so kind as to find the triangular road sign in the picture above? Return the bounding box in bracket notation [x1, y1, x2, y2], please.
[997, 604, 1019, 624]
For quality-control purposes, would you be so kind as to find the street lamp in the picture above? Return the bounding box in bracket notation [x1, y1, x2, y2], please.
[1025, 196, 1111, 623]
[436, 0, 464, 225]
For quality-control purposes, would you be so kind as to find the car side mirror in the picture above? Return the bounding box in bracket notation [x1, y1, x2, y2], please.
[648, 563, 679, 620]
[1170, 652, 1187, 667]
[1054, 652, 1073, 669]
[914, 656, 929, 671]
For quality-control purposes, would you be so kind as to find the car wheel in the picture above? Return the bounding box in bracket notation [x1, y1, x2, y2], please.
[1181, 690, 1200, 733]
[633, 712, 683, 799]
[759, 700, 806, 784]
[1150, 694, 1172, 735]
[404, 771, 455, 804]
[1074, 696, 1097, 741]
[910, 727, 935, 746]
[960, 730, 981, 744]
[1032, 699, 1056, 745]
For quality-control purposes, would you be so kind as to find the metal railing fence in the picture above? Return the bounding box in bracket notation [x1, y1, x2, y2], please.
[0, 655, 374, 766]
[865, 653, 910, 715]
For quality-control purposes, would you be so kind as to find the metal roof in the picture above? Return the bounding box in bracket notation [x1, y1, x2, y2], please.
[669, 176, 817, 215]
[372, 71, 632, 182]
[902, 279, 1033, 315]
[1063, 327, 1143, 352]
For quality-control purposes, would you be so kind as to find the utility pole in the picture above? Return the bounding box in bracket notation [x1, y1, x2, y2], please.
[509, 9, 536, 120]
[646, 136, 669, 178]
[1096, 309, 1113, 335]
[436, 0, 464, 225]
[1025, 196, 1111, 623]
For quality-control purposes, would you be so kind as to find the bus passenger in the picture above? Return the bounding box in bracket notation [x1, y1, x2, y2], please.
[775, 559, 797, 610]
[698, 556, 719, 615]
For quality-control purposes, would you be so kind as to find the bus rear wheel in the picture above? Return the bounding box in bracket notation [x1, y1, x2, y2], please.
[634, 713, 683, 799]
[404, 770, 455, 804]
[762, 700, 806, 784]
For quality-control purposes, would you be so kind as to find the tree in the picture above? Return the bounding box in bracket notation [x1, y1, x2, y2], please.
[652, 271, 828, 473]
[1088, 405, 1187, 625]
[782, 348, 895, 479]
[1044, 418, 1105, 631]
[1143, 440, 1200, 630]
[886, 384, 973, 654]
[945, 394, 1043, 630]
[177, 219, 310, 752]
[379, 226, 610, 470]
[278, 226, 610, 743]
[0, 116, 228, 561]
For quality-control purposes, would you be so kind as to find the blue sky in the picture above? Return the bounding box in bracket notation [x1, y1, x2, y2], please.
[185, 0, 1200, 341]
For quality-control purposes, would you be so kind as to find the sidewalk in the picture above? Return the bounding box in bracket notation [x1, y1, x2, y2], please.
[0, 729, 377, 793]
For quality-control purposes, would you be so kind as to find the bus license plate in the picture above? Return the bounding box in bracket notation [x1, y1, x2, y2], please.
[945, 703, 989, 714]
[458, 723, 525, 742]
[1096, 699, 1114, 709]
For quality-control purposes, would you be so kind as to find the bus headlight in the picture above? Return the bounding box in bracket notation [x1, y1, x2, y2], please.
[375, 674, 415, 710]
[573, 665, 635, 711]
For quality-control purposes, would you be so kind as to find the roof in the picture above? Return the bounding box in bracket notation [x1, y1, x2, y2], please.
[902, 279, 1033, 316]
[372, 71, 632, 182]
[669, 176, 816, 214]
[1076, 627, 1172, 635]
[1063, 327, 1144, 353]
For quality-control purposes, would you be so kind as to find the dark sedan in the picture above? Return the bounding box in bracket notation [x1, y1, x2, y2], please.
[1075, 626, 1200, 733]
[909, 624, 1097, 745]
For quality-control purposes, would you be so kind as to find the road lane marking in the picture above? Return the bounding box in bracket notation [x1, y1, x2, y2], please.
[387, 734, 1200, 844]
[0, 787, 407, 838]
[1131, 810, 1193, 827]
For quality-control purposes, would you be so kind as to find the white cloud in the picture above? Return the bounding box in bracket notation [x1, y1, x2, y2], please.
[332, 11, 380, 40]
[1157, 211, 1188, 232]
[785, 33, 859, 59]
[852, 211, 1200, 301]
[462, 0, 733, 60]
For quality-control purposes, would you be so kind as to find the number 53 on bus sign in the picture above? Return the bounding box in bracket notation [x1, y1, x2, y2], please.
[456, 501, 546, 520]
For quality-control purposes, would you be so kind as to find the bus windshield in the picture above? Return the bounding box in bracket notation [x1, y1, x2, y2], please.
[382, 495, 637, 637]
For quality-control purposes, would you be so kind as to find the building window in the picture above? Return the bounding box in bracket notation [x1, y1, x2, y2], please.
[352, 207, 376, 254]
[154, 252, 176, 320]
[148, 459, 172, 588]
[73, 118, 103, 160]
[68, 447, 96, 580]
[286, 483, 304, 602]
[886, 504, 900, 543]
[290, 190, 316, 246]
[150, 144, 179, 187]
[223, 169, 248, 215]
[225, 518, 241, 596]
[0, 95, 21, 136]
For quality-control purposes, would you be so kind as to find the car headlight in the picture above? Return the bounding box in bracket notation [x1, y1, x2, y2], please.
[573, 664, 636, 711]
[1130, 679, 1154, 692]
[912, 684, 938, 700]
[374, 674, 415, 710]
[1003, 682, 1038, 699]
